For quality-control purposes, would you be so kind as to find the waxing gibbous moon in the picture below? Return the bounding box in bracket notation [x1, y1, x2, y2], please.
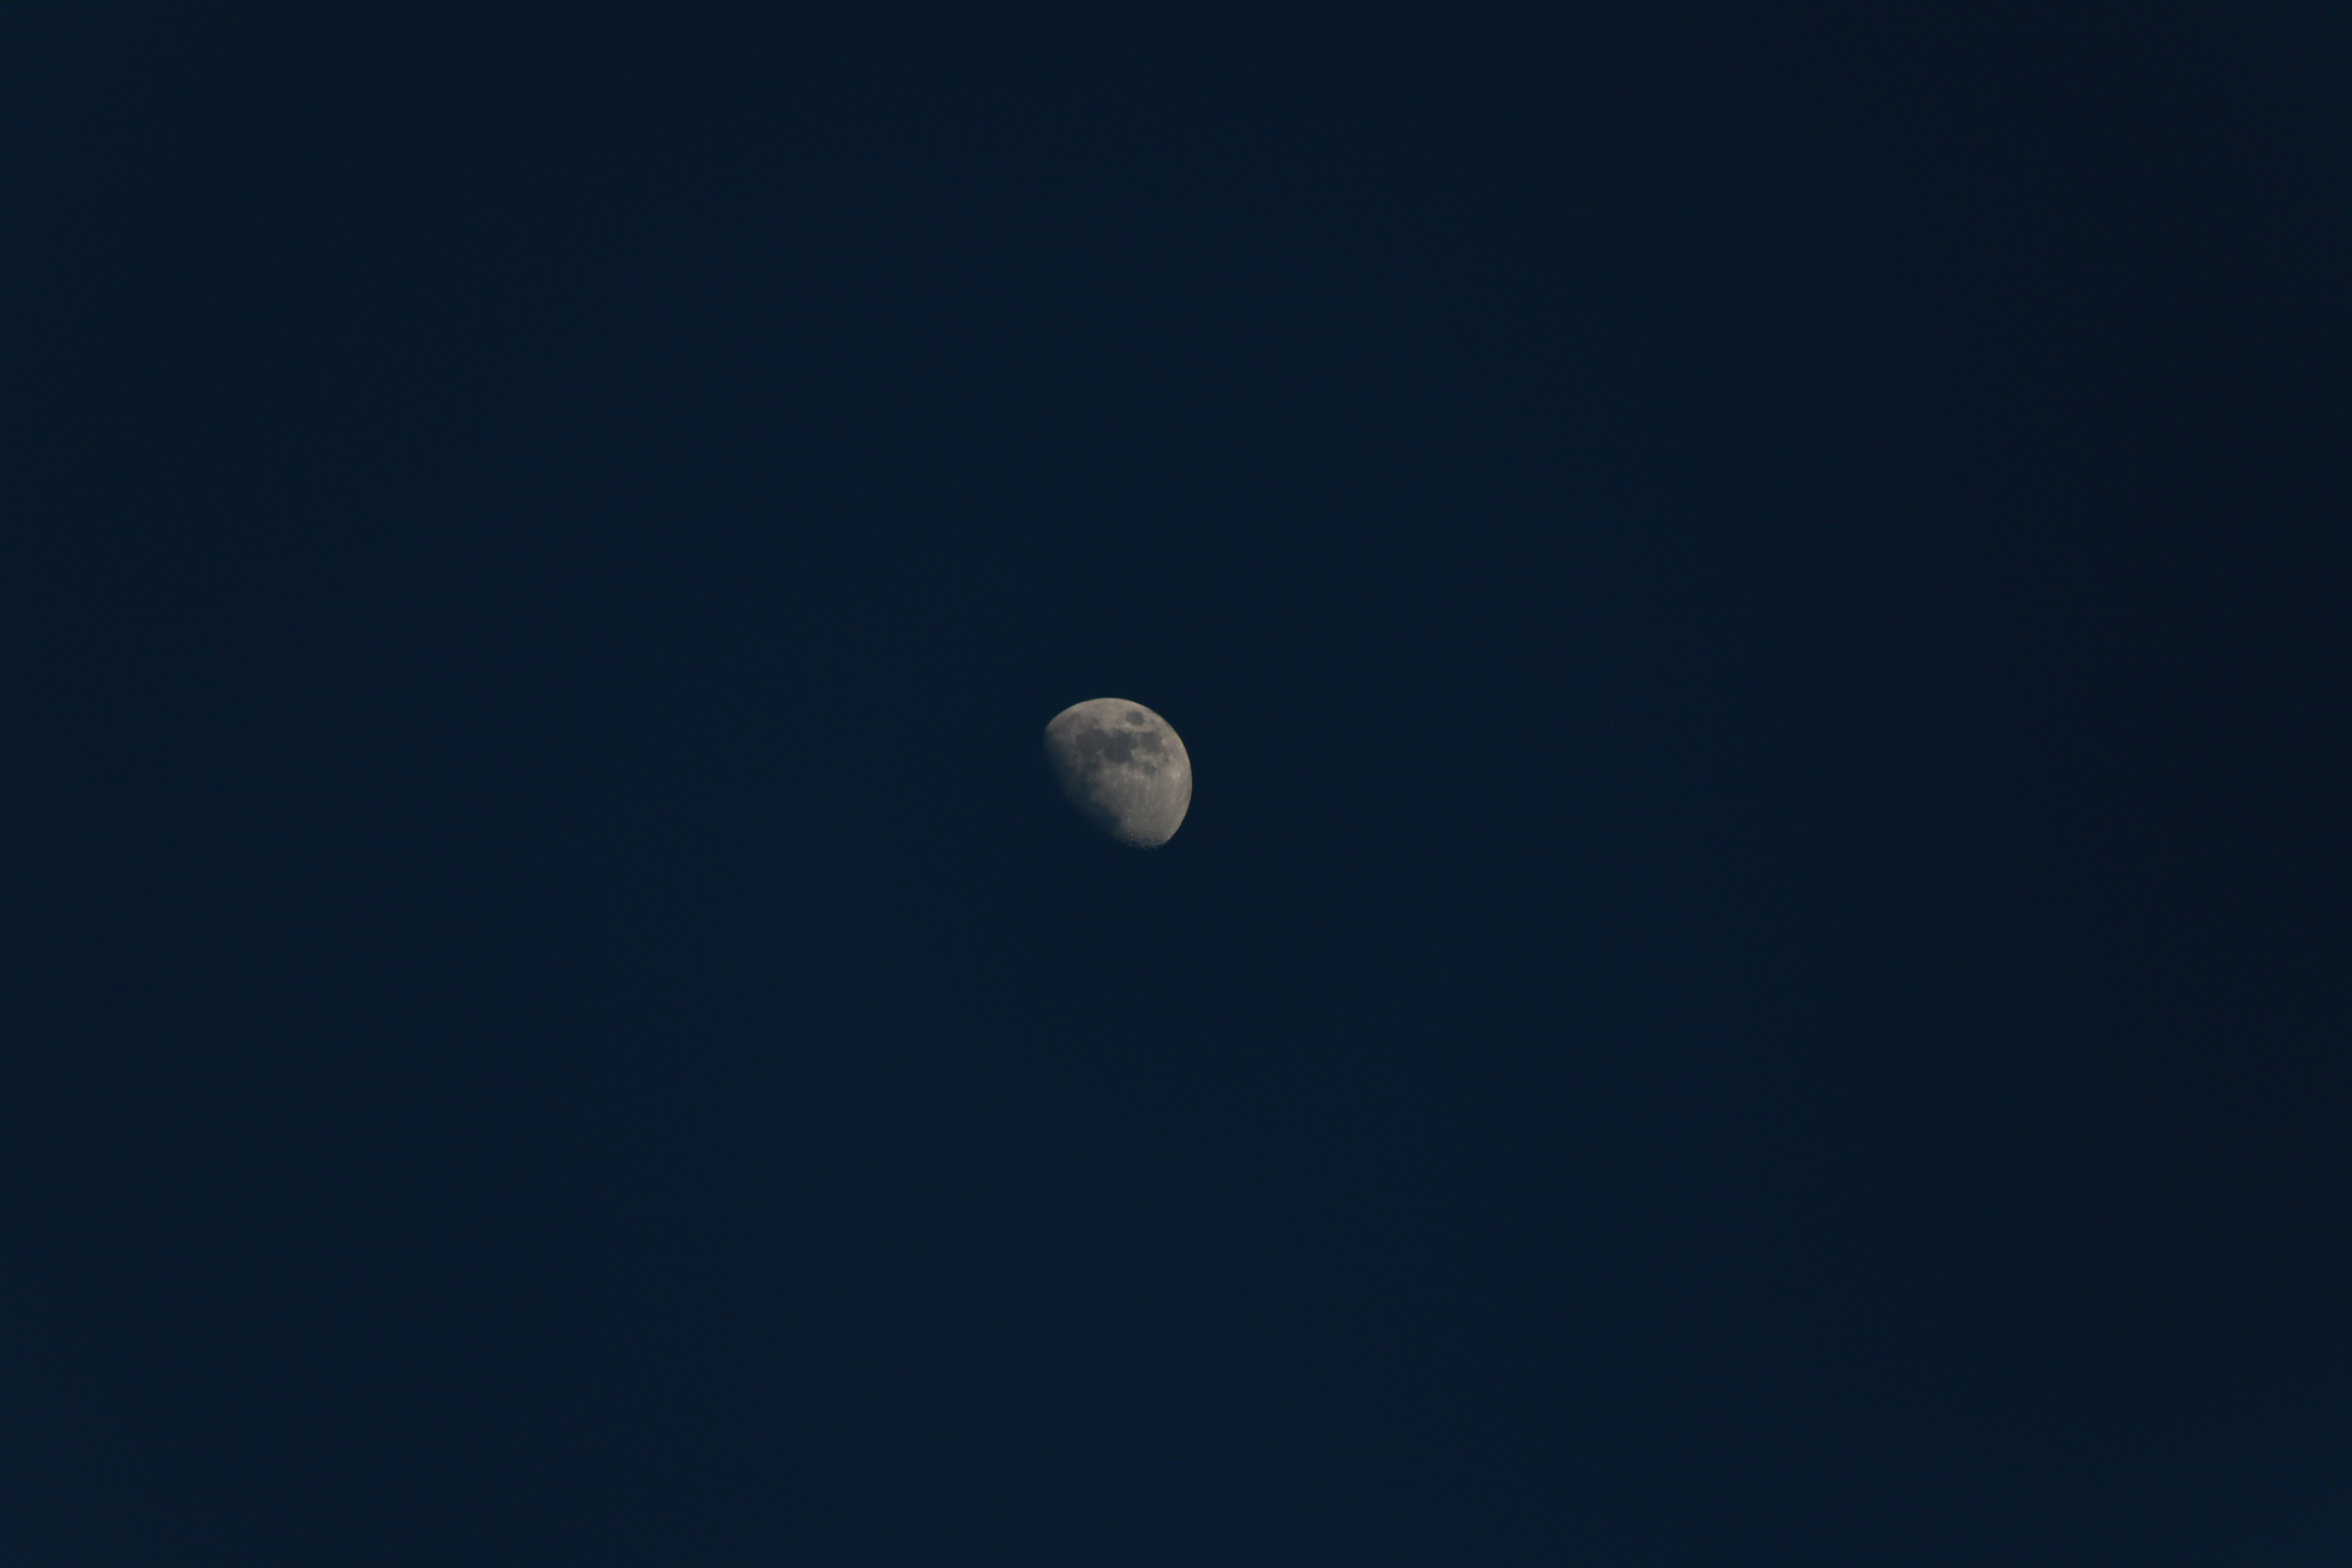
[1042, 698, 1193, 848]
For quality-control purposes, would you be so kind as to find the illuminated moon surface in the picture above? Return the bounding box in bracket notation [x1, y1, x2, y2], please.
[1042, 698, 1193, 848]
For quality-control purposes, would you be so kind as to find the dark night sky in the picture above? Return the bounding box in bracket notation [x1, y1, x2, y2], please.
[6, 6, 2349, 1563]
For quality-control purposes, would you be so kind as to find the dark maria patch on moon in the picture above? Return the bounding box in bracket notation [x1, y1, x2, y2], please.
[1042, 698, 1193, 848]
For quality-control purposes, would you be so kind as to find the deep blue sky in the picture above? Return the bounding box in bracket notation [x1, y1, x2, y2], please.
[7, 6, 2349, 1563]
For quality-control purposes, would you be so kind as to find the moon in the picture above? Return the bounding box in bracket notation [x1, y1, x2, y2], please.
[1042, 698, 1193, 848]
